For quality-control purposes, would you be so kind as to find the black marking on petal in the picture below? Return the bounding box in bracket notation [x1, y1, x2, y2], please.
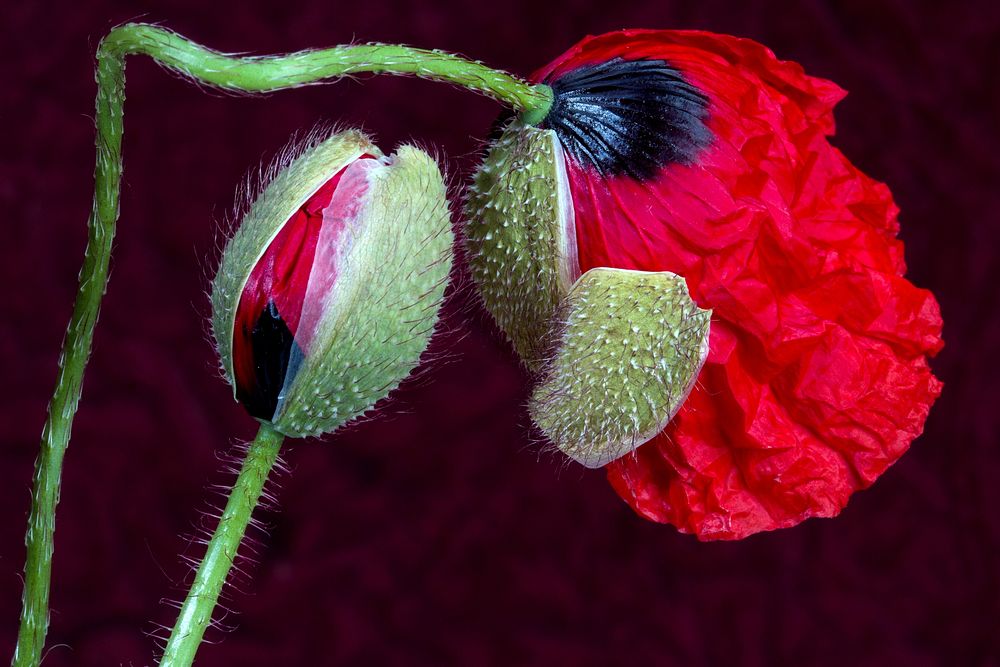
[542, 57, 712, 179]
[238, 300, 302, 421]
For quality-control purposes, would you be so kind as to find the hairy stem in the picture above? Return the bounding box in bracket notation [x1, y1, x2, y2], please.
[12, 46, 127, 667]
[159, 424, 284, 667]
[13, 22, 550, 667]
[103, 23, 552, 116]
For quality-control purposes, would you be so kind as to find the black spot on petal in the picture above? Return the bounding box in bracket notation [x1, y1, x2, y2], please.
[542, 57, 712, 179]
[237, 300, 302, 421]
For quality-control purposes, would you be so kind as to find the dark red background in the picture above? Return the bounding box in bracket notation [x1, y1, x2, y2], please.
[2, 1, 997, 665]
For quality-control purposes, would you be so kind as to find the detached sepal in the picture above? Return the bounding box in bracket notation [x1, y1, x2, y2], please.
[530, 267, 711, 468]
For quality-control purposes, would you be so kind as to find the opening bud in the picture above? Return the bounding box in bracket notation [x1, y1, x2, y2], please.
[212, 128, 453, 438]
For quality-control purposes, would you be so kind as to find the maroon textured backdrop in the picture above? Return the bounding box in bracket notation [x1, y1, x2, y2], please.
[2, 1, 997, 665]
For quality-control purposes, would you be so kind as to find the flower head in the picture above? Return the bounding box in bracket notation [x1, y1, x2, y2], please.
[213, 128, 453, 438]
[466, 30, 942, 539]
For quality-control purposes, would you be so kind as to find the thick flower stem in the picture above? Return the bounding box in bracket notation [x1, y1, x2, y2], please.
[13, 22, 548, 667]
[159, 424, 284, 667]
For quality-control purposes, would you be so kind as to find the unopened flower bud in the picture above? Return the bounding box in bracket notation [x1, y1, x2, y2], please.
[212, 128, 453, 438]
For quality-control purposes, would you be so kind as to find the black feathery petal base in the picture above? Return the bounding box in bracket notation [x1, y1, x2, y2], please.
[237, 300, 301, 422]
[542, 57, 712, 180]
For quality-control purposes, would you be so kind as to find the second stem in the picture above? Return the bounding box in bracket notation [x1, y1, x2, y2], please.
[159, 423, 284, 667]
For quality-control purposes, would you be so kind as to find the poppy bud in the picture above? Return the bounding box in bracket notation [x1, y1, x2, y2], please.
[467, 30, 943, 539]
[212, 129, 453, 438]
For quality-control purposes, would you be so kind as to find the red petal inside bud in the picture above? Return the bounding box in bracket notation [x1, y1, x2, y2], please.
[233, 155, 376, 420]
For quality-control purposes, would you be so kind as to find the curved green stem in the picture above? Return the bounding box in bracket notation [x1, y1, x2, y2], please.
[12, 43, 127, 667]
[102, 23, 553, 116]
[158, 424, 284, 667]
[12, 22, 550, 667]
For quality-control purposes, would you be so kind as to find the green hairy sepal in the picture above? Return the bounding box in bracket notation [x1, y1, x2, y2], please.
[465, 120, 578, 370]
[530, 268, 711, 468]
[211, 129, 454, 439]
[275, 145, 453, 437]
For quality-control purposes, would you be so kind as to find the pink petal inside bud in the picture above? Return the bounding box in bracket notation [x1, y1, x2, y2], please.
[233, 154, 376, 421]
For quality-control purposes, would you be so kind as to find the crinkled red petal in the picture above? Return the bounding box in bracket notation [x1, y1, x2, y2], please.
[537, 30, 943, 539]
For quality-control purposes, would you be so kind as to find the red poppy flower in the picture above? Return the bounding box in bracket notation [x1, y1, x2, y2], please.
[468, 30, 943, 540]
